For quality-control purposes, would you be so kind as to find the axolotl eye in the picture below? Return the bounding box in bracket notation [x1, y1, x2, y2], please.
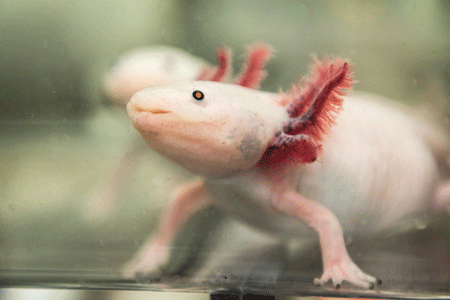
[192, 90, 204, 101]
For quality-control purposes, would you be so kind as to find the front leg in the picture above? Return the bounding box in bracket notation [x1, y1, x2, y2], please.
[122, 177, 211, 278]
[275, 189, 379, 289]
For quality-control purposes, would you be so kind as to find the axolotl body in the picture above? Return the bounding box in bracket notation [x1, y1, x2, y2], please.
[124, 50, 450, 289]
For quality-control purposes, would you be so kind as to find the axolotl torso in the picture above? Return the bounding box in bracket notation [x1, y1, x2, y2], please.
[124, 57, 449, 289]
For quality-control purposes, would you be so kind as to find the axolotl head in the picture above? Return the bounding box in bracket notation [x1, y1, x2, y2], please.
[127, 81, 288, 176]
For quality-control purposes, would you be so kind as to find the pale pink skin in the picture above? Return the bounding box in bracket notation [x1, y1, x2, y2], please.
[124, 81, 450, 289]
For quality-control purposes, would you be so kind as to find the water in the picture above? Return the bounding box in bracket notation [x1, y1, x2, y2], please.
[1, 1, 450, 299]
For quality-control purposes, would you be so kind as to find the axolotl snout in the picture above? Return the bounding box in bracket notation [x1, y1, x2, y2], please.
[128, 81, 288, 176]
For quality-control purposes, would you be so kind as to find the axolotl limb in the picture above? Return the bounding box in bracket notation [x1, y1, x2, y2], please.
[124, 45, 450, 288]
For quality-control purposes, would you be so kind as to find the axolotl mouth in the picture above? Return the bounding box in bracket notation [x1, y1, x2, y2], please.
[128, 105, 197, 125]
[127, 96, 211, 124]
[127, 107, 182, 142]
[127, 99, 175, 120]
[135, 107, 171, 115]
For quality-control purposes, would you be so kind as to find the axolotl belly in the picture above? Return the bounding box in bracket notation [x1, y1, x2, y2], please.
[124, 57, 449, 289]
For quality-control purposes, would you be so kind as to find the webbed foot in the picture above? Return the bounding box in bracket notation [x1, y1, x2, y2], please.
[313, 257, 379, 289]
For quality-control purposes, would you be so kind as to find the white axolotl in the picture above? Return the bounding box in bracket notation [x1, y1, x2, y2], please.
[123, 49, 450, 289]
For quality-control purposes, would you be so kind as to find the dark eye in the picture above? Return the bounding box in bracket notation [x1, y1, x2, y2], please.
[192, 90, 204, 101]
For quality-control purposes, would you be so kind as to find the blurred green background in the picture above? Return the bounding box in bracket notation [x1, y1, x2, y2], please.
[1, 0, 450, 298]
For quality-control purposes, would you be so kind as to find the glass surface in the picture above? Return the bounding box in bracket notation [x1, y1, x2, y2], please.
[1, 1, 450, 299]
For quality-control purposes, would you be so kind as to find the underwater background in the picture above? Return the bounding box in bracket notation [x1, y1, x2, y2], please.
[1, 0, 450, 299]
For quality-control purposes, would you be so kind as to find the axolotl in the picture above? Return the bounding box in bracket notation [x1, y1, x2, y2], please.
[124, 49, 450, 289]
